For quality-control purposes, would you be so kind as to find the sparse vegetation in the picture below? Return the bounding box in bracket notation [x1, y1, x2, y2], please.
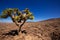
[0, 18, 60, 40]
[0, 8, 34, 34]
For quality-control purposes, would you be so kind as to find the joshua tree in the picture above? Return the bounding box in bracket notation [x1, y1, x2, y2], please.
[0, 8, 34, 33]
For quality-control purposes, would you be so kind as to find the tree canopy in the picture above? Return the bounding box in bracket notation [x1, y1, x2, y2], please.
[0, 8, 34, 32]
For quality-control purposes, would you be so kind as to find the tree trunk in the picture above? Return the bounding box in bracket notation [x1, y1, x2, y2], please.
[19, 20, 26, 32]
[10, 14, 26, 33]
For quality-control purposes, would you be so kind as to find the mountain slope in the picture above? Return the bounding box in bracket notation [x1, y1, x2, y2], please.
[0, 18, 60, 40]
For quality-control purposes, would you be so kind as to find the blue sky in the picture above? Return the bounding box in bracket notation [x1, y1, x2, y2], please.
[0, 0, 60, 22]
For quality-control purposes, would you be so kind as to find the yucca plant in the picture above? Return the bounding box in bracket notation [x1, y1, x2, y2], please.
[0, 8, 34, 33]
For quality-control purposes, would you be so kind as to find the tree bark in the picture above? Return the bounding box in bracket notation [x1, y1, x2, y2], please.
[19, 20, 26, 32]
[10, 14, 26, 33]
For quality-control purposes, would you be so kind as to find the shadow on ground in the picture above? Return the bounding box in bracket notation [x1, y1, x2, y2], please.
[50, 31, 60, 40]
[2, 30, 27, 36]
[2, 30, 19, 36]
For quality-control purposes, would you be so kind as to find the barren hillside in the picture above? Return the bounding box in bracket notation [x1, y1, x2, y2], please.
[0, 18, 60, 40]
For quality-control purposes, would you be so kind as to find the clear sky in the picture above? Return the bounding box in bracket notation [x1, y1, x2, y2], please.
[0, 0, 60, 22]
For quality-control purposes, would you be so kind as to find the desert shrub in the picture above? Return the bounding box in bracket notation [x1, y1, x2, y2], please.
[0, 8, 34, 34]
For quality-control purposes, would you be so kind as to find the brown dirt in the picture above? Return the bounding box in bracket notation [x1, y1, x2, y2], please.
[0, 18, 60, 40]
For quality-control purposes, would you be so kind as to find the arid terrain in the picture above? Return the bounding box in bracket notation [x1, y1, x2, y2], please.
[0, 18, 60, 40]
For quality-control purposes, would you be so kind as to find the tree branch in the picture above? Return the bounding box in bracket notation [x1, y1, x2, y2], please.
[10, 14, 19, 26]
[19, 20, 26, 32]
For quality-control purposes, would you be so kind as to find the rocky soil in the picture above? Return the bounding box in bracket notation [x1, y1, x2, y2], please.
[0, 18, 60, 40]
